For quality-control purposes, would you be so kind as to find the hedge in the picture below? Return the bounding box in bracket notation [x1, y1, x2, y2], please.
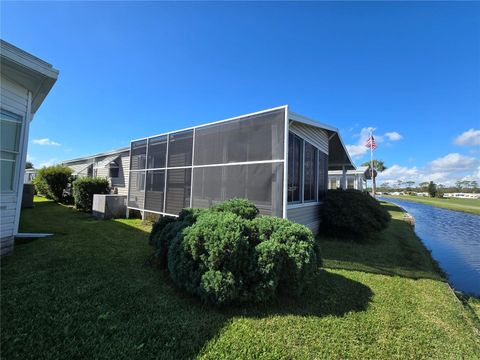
[33, 165, 73, 202]
[320, 189, 391, 241]
[72, 177, 110, 212]
[149, 199, 320, 306]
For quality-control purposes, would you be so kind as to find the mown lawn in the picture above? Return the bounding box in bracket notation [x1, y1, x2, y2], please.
[383, 194, 480, 215]
[1, 197, 479, 359]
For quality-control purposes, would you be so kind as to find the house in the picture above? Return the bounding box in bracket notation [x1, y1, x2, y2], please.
[1, 40, 58, 257]
[62, 147, 130, 196]
[328, 166, 368, 190]
[61, 106, 354, 232]
[127, 106, 354, 233]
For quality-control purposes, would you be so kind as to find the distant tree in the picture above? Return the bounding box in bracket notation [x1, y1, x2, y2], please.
[419, 182, 429, 191]
[395, 180, 404, 190]
[428, 181, 437, 198]
[25, 161, 34, 169]
[361, 159, 387, 195]
[471, 180, 479, 193]
[404, 181, 415, 191]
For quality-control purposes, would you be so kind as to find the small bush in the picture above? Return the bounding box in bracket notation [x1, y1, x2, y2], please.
[149, 198, 320, 306]
[210, 198, 259, 220]
[72, 177, 110, 212]
[320, 189, 391, 241]
[33, 165, 73, 202]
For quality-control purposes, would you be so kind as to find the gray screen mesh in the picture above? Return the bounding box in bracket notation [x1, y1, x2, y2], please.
[147, 135, 167, 169]
[194, 109, 285, 166]
[304, 142, 317, 201]
[145, 170, 165, 212]
[165, 168, 192, 214]
[192, 163, 283, 217]
[318, 151, 328, 200]
[130, 140, 147, 170]
[168, 130, 193, 167]
[128, 171, 145, 208]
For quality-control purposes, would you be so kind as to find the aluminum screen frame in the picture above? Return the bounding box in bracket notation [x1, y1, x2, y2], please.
[128, 106, 289, 218]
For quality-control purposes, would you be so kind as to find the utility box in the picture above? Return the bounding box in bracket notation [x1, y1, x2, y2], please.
[22, 184, 35, 208]
[92, 194, 127, 219]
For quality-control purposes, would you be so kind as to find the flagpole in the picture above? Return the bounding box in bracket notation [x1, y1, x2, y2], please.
[370, 130, 375, 197]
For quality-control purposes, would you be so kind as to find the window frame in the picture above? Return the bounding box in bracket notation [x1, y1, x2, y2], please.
[1, 109, 24, 194]
[287, 132, 303, 204]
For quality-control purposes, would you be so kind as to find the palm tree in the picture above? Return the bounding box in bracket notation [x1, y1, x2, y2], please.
[362, 159, 387, 195]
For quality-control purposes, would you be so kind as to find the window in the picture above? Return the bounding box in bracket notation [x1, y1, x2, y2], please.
[303, 141, 317, 201]
[318, 150, 328, 199]
[147, 135, 167, 169]
[288, 133, 302, 202]
[128, 171, 145, 208]
[192, 163, 283, 217]
[1, 110, 22, 192]
[165, 168, 191, 214]
[194, 109, 285, 166]
[130, 140, 147, 170]
[347, 176, 355, 189]
[109, 166, 120, 178]
[168, 130, 193, 167]
[145, 170, 165, 212]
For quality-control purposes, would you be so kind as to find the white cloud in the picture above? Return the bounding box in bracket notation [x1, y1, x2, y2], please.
[376, 153, 480, 186]
[346, 127, 402, 159]
[429, 153, 479, 172]
[32, 138, 61, 146]
[384, 132, 403, 141]
[38, 158, 58, 168]
[26, 155, 35, 162]
[454, 129, 480, 147]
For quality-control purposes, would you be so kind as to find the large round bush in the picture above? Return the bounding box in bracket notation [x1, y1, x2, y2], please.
[72, 177, 110, 212]
[320, 189, 391, 240]
[33, 165, 72, 202]
[149, 199, 320, 306]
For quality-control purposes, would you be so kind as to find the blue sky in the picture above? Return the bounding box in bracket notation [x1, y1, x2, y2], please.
[2, 1, 479, 185]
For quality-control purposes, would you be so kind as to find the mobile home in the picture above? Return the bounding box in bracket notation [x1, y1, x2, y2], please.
[1, 40, 58, 257]
[62, 147, 130, 195]
[127, 106, 354, 233]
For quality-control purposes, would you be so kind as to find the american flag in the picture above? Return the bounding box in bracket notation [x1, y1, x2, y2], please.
[365, 134, 377, 150]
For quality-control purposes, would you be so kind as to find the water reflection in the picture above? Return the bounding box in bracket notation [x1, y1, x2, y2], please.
[379, 197, 480, 296]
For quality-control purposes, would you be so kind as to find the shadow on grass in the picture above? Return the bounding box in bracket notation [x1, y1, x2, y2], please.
[1, 199, 373, 360]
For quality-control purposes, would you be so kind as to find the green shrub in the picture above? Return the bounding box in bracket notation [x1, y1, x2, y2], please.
[72, 177, 110, 212]
[150, 198, 320, 306]
[210, 197, 259, 220]
[320, 189, 391, 241]
[33, 165, 73, 202]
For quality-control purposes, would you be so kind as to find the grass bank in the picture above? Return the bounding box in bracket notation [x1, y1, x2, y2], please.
[1, 197, 479, 359]
[382, 194, 480, 215]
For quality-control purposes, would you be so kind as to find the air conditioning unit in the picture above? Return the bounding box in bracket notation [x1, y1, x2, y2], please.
[92, 194, 127, 219]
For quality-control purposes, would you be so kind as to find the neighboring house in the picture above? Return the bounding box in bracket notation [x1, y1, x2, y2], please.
[328, 166, 368, 190]
[1, 40, 58, 257]
[127, 106, 354, 233]
[24, 168, 38, 184]
[62, 147, 130, 195]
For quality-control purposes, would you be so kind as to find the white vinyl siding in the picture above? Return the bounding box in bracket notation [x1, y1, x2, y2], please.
[287, 204, 322, 234]
[289, 121, 329, 155]
[0, 76, 29, 255]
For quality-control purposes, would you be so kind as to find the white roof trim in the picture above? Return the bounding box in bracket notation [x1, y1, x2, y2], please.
[73, 163, 92, 176]
[94, 154, 120, 169]
[62, 147, 129, 165]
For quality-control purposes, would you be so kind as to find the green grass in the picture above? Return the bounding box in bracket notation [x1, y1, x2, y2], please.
[383, 194, 480, 215]
[1, 197, 479, 359]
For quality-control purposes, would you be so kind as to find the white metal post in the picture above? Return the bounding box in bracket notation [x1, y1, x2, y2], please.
[189, 128, 195, 209]
[163, 134, 169, 214]
[283, 106, 289, 218]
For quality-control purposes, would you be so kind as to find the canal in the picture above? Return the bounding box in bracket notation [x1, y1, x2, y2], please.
[379, 197, 480, 296]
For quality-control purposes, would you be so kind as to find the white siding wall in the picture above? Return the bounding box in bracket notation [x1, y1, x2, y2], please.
[289, 122, 329, 155]
[1, 76, 29, 256]
[114, 153, 130, 196]
[287, 204, 322, 234]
